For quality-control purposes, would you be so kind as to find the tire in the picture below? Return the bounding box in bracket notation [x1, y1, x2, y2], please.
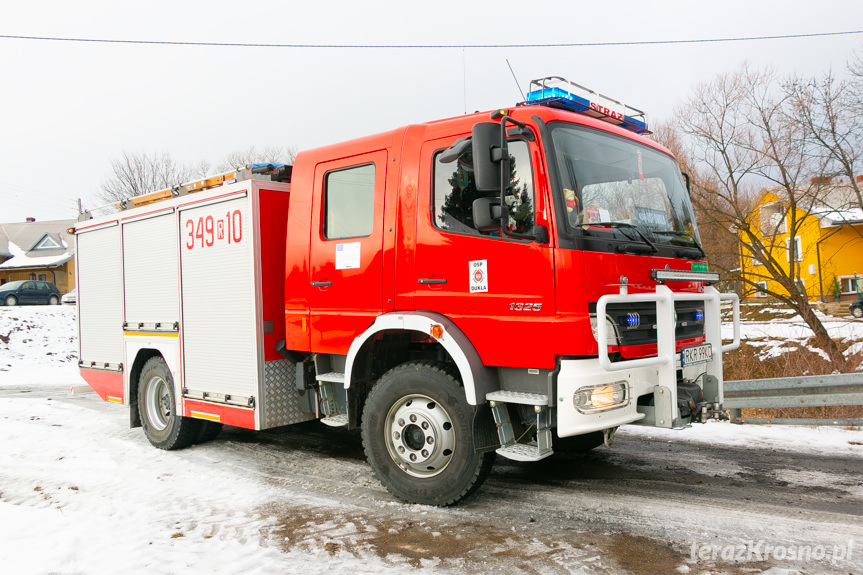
[138, 357, 199, 450]
[48, 295, 59, 305]
[193, 420, 223, 444]
[361, 361, 495, 506]
[5, 295, 17, 306]
[852, 306, 863, 319]
[554, 430, 604, 453]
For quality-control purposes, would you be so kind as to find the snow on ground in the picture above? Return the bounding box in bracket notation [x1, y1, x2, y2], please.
[721, 303, 863, 362]
[1, 305, 862, 574]
[621, 419, 863, 458]
[0, 305, 83, 387]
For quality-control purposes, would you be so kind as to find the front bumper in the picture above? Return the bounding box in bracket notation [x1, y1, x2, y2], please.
[557, 285, 740, 437]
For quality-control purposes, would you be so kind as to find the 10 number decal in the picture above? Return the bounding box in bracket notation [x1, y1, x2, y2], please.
[185, 210, 243, 250]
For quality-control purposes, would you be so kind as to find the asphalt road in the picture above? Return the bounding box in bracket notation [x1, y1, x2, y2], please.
[212, 414, 863, 574]
[12, 385, 863, 575]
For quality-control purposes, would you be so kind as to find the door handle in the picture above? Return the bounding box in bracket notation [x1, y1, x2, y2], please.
[311, 281, 332, 287]
[418, 278, 447, 285]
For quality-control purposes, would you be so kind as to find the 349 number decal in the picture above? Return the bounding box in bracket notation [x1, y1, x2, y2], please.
[185, 210, 242, 250]
[509, 302, 542, 311]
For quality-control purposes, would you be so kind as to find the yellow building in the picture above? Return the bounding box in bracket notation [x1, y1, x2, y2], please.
[740, 185, 863, 302]
[0, 219, 77, 294]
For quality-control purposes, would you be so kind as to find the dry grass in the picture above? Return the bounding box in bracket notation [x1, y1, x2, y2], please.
[724, 340, 863, 420]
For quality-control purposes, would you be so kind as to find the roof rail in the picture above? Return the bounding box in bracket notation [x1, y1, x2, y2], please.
[116, 163, 291, 211]
[522, 77, 650, 134]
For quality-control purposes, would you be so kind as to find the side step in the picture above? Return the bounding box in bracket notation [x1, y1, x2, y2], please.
[486, 391, 553, 462]
[321, 414, 349, 428]
[318, 372, 348, 428]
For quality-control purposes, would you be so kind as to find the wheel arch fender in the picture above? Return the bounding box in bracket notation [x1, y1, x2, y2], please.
[126, 344, 180, 428]
[345, 312, 498, 405]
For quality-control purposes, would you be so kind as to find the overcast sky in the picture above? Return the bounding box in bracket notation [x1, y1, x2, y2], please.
[2, 0, 861, 223]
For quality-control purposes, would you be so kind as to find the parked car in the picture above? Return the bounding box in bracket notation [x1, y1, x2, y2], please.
[0, 280, 61, 306]
[61, 288, 77, 305]
[850, 297, 863, 318]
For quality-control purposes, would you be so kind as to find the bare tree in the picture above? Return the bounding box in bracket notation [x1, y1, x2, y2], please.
[675, 64, 847, 368]
[98, 151, 194, 205]
[216, 145, 296, 172]
[650, 120, 739, 284]
[788, 70, 863, 211]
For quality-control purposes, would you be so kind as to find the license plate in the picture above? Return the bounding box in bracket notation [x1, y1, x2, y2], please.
[681, 343, 712, 366]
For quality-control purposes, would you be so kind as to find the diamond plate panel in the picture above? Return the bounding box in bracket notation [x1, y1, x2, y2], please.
[261, 360, 317, 429]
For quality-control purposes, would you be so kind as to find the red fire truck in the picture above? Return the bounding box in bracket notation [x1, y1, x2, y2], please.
[73, 77, 740, 505]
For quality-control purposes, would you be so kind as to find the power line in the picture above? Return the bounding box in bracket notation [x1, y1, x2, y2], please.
[0, 30, 861, 49]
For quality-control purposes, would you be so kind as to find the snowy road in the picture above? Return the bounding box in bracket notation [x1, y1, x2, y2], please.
[2, 383, 861, 575]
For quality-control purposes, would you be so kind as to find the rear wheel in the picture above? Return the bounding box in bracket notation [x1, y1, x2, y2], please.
[852, 306, 863, 319]
[138, 357, 198, 450]
[48, 295, 59, 305]
[362, 361, 495, 506]
[5, 295, 17, 306]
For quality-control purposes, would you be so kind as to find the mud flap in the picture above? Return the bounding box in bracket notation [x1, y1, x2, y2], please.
[472, 404, 500, 453]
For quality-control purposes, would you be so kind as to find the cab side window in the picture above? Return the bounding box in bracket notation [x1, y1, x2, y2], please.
[433, 140, 535, 237]
[324, 163, 375, 240]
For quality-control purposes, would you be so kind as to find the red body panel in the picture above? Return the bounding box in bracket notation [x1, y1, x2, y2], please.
[259, 188, 291, 362]
[80, 369, 124, 403]
[183, 400, 255, 429]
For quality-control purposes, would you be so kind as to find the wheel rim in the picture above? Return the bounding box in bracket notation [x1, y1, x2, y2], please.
[384, 394, 456, 478]
[145, 375, 172, 432]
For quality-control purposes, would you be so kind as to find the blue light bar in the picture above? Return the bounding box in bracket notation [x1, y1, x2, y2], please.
[523, 77, 650, 134]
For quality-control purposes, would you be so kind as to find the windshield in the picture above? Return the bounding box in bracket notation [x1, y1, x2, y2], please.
[549, 123, 700, 249]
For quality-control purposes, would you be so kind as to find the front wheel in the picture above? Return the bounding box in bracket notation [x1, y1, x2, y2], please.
[138, 357, 199, 450]
[362, 362, 495, 506]
[5, 295, 17, 306]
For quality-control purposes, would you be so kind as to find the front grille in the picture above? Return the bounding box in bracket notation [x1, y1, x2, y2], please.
[591, 300, 705, 347]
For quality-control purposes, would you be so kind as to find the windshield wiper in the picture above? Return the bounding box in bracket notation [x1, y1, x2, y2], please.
[651, 230, 706, 258]
[586, 221, 658, 254]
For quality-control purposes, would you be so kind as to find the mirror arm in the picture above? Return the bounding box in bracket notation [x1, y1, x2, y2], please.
[498, 114, 539, 242]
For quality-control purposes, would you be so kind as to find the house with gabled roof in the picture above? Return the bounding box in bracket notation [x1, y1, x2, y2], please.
[0, 218, 77, 293]
[739, 180, 863, 303]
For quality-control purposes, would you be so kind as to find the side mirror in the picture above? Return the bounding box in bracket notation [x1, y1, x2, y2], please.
[471, 122, 502, 192]
[472, 197, 503, 231]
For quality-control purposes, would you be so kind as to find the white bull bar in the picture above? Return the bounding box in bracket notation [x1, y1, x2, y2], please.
[595, 284, 740, 419]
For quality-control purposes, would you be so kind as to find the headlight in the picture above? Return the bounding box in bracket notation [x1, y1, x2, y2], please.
[574, 382, 629, 413]
[590, 314, 619, 346]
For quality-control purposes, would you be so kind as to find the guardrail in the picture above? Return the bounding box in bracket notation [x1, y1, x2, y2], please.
[724, 373, 863, 426]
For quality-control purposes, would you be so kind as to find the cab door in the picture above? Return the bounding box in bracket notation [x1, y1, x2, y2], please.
[308, 150, 388, 354]
[413, 135, 556, 369]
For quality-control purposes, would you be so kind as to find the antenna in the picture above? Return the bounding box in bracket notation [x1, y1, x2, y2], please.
[506, 59, 525, 101]
[463, 49, 467, 115]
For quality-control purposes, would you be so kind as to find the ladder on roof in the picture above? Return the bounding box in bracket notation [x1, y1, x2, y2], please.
[116, 163, 291, 211]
